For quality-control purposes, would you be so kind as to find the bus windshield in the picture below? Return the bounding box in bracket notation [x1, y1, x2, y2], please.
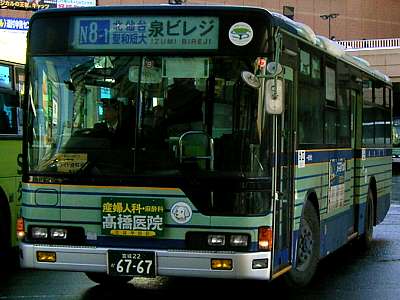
[27, 55, 271, 212]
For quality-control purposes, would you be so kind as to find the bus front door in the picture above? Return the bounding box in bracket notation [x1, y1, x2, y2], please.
[271, 65, 294, 277]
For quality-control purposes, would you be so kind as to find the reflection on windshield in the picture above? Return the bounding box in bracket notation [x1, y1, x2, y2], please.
[27, 55, 272, 214]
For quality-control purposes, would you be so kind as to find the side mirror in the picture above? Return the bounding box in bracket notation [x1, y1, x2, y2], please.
[265, 78, 284, 114]
[241, 71, 260, 89]
[266, 62, 283, 77]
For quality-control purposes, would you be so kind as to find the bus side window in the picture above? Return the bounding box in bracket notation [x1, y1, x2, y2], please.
[0, 110, 10, 133]
[0, 93, 11, 133]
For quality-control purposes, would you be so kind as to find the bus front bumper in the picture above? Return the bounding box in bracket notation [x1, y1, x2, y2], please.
[19, 243, 271, 280]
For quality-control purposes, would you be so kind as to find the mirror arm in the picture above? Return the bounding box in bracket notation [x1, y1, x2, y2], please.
[274, 29, 282, 68]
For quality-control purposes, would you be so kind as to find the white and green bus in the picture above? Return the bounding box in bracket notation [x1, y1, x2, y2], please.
[19, 5, 392, 287]
[0, 59, 24, 261]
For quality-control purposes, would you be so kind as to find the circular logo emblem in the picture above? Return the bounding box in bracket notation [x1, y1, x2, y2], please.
[171, 202, 192, 224]
[229, 22, 253, 46]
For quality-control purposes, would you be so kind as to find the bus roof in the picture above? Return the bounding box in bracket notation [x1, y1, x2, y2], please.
[30, 4, 273, 20]
[269, 11, 391, 84]
[29, 4, 390, 85]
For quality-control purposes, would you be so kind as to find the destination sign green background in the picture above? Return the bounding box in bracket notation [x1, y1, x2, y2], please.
[101, 197, 164, 237]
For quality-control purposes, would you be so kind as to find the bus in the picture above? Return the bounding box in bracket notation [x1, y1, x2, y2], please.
[0, 59, 24, 261]
[392, 118, 400, 163]
[18, 5, 392, 287]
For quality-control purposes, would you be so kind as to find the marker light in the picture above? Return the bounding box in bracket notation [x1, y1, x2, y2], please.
[230, 235, 248, 247]
[208, 234, 225, 246]
[258, 58, 267, 69]
[211, 259, 232, 270]
[252, 258, 269, 269]
[31, 227, 48, 239]
[258, 227, 273, 250]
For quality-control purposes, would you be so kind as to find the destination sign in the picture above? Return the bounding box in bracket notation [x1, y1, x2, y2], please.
[72, 16, 219, 50]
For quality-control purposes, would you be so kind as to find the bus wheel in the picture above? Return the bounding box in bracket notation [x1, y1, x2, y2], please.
[358, 189, 374, 250]
[85, 272, 133, 285]
[285, 201, 320, 287]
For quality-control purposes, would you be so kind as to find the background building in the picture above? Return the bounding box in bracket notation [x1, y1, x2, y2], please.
[2, 0, 400, 41]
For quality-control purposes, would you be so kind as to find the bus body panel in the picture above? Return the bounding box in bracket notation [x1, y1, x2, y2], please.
[294, 148, 391, 259]
[22, 183, 272, 246]
[354, 151, 392, 227]
[294, 149, 354, 258]
[21, 182, 274, 279]
[20, 243, 272, 280]
[0, 58, 24, 255]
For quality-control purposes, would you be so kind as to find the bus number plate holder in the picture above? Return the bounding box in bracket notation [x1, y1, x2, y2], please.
[107, 250, 156, 277]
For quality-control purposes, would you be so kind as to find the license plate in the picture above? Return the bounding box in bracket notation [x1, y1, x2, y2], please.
[107, 250, 156, 277]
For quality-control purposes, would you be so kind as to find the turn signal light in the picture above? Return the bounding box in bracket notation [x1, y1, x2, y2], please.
[16, 217, 25, 239]
[258, 226, 272, 251]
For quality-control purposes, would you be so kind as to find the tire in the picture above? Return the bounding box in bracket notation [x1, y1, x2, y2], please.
[85, 272, 133, 285]
[285, 201, 320, 287]
[358, 189, 374, 250]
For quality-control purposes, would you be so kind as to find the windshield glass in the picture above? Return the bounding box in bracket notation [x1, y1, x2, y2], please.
[27, 55, 272, 214]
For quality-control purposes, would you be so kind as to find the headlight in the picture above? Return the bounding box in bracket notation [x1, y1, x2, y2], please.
[230, 234, 248, 247]
[208, 234, 225, 246]
[31, 227, 48, 239]
[50, 228, 67, 239]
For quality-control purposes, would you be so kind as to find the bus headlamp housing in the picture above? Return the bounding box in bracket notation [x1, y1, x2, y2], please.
[207, 234, 249, 247]
[50, 228, 68, 239]
[31, 227, 67, 239]
[208, 234, 225, 246]
[27, 225, 85, 245]
[230, 234, 249, 247]
[31, 227, 48, 239]
[187, 232, 251, 251]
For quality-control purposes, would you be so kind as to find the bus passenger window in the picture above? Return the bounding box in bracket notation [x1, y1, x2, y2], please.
[0, 107, 10, 132]
[0, 93, 17, 134]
